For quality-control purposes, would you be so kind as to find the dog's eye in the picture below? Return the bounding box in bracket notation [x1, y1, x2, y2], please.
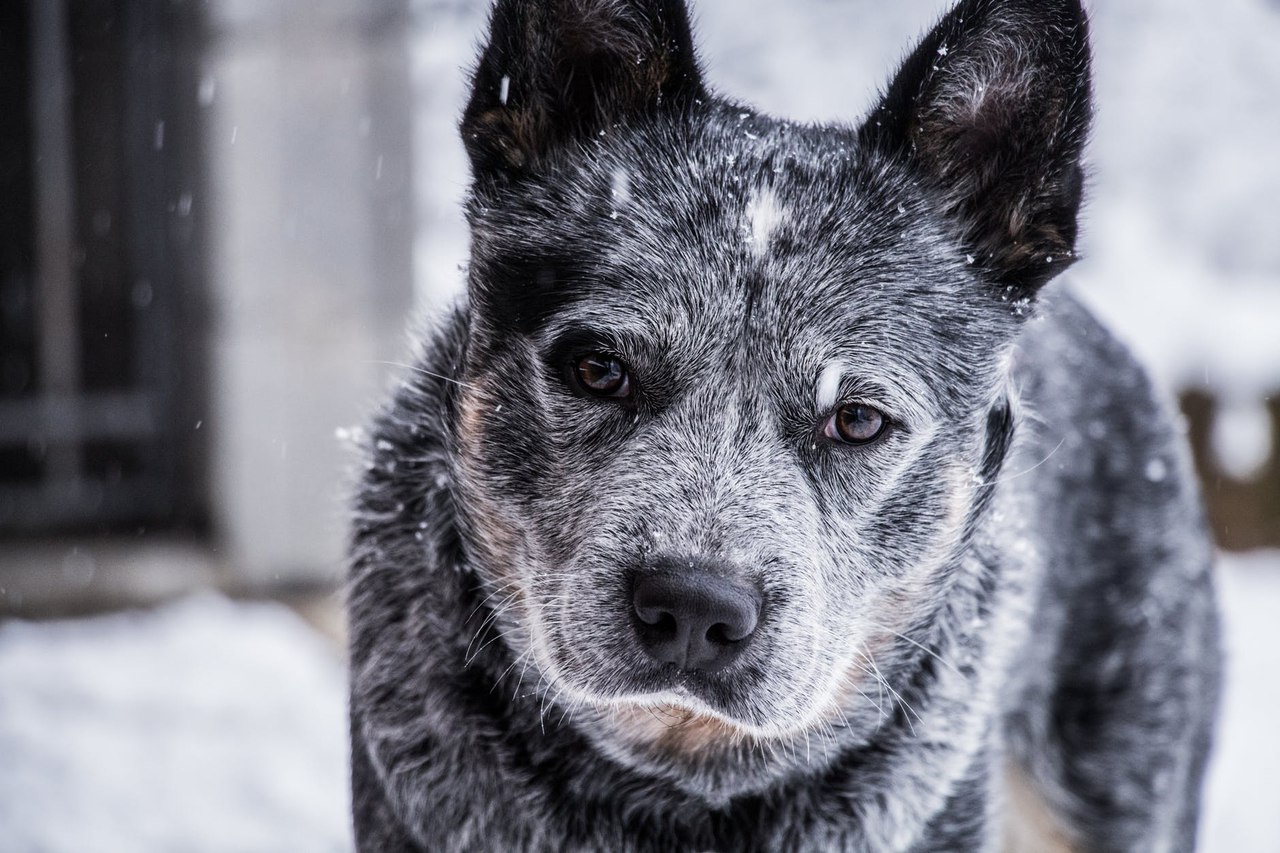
[824, 404, 888, 445]
[573, 354, 632, 399]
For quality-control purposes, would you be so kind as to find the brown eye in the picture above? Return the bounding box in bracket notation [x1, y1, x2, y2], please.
[824, 404, 887, 445]
[574, 354, 631, 398]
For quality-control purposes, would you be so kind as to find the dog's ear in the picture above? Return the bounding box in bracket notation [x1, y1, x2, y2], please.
[461, 0, 705, 181]
[861, 0, 1092, 293]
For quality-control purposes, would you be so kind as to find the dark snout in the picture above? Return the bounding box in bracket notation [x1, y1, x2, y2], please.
[631, 563, 762, 673]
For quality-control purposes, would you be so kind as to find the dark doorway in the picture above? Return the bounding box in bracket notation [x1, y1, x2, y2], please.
[0, 0, 207, 534]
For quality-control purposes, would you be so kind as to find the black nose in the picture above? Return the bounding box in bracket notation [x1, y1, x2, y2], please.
[631, 568, 762, 673]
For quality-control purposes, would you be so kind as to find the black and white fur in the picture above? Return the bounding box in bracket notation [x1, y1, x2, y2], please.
[348, 0, 1221, 849]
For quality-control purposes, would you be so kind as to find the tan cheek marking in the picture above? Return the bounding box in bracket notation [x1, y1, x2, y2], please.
[1002, 764, 1079, 853]
[456, 387, 524, 597]
[456, 386, 488, 458]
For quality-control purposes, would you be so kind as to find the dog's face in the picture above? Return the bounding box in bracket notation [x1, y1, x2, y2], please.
[452, 0, 1089, 764]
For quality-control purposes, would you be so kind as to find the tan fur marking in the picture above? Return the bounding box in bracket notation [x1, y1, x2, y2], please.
[1002, 764, 1079, 853]
[611, 704, 746, 756]
[457, 386, 524, 596]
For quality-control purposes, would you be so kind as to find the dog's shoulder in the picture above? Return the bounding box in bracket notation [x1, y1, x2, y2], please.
[1000, 285, 1220, 849]
[1008, 283, 1214, 607]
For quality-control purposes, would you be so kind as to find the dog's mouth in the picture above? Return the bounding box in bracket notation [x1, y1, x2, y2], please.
[593, 689, 790, 747]
[551, 643, 752, 709]
[583, 673, 863, 761]
[614, 664, 748, 715]
[536, 628, 841, 743]
[527, 618, 769, 724]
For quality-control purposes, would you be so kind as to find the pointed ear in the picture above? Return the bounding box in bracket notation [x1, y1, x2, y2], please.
[861, 0, 1092, 292]
[461, 0, 705, 180]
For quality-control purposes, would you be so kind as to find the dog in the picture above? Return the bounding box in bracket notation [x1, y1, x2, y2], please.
[347, 0, 1222, 849]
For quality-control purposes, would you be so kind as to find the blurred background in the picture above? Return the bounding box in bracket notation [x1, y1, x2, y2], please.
[0, 0, 1276, 849]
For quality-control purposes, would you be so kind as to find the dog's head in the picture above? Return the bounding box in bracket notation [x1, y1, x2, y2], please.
[451, 0, 1089, 770]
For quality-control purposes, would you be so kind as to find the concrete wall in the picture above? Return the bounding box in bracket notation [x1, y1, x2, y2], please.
[204, 0, 415, 584]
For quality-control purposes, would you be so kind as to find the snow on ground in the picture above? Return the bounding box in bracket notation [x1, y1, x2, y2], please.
[0, 596, 352, 852]
[0, 554, 1277, 851]
[1200, 552, 1280, 853]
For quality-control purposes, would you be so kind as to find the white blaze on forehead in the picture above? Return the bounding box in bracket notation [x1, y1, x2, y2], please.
[745, 185, 783, 259]
[816, 362, 844, 411]
[499, 75, 510, 106]
[610, 167, 632, 205]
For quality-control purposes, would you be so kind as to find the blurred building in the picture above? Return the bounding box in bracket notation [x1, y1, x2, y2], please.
[1, 0, 414, 613]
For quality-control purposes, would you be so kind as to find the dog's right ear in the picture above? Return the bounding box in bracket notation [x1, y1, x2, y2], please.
[461, 0, 705, 182]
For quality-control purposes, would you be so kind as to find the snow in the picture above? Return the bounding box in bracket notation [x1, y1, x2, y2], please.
[1200, 552, 1280, 853]
[611, 168, 632, 207]
[0, 555, 1276, 850]
[0, 596, 352, 852]
[1212, 400, 1274, 481]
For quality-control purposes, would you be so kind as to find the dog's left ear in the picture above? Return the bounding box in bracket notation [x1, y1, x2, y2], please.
[861, 0, 1092, 293]
[461, 0, 705, 182]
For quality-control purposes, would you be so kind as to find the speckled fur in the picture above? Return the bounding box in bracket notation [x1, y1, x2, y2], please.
[347, 1, 1221, 849]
